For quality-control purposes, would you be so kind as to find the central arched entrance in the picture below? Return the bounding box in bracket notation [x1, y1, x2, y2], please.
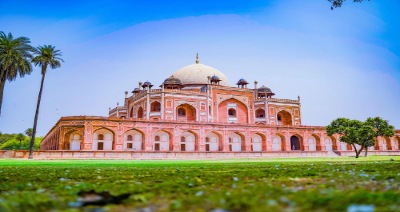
[290, 135, 301, 150]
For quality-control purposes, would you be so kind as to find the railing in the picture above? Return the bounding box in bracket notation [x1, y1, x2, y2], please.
[211, 85, 253, 92]
[267, 98, 299, 103]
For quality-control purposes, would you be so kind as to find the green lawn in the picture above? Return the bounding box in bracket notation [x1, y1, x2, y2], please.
[0, 156, 399, 211]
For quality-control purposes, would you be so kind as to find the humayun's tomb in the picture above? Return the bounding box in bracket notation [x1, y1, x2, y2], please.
[14, 55, 399, 159]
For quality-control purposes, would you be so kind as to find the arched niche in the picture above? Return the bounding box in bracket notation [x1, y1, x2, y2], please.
[124, 129, 144, 150]
[176, 103, 196, 122]
[137, 106, 144, 119]
[290, 134, 303, 151]
[308, 134, 321, 151]
[218, 98, 248, 123]
[255, 109, 266, 118]
[205, 131, 222, 151]
[272, 134, 285, 151]
[63, 130, 83, 150]
[179, 131, 197, 151]
[150, 101, 161, 112]
[251, 133, 266, 151]
[277, 110, 292, 126]
[93, 128, 114, 150]
[153, 130, 171, 151]
[228, 132, 245, 152]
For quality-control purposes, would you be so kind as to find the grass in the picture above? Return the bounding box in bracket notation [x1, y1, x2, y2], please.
[0, 156, 399, 211]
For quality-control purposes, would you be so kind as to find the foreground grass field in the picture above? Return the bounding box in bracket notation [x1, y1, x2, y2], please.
[0, 156, 399, 211]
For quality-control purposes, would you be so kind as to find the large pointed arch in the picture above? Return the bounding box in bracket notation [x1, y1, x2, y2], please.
[218, 98, 249, 123]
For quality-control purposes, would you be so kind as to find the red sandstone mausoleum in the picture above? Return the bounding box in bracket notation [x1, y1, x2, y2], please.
[38, 55, 400, 159]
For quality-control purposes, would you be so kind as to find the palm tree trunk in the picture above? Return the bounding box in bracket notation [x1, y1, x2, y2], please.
[28, 71, 46, 159]
[0, 79, 6, 116]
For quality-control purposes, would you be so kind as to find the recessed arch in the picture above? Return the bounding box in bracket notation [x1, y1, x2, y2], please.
[153, 130, 172, 151]
[150, 101, 161, 112]
[205, 131, 222, 151]
[251, 133, 266, 151]
[277, 110, 292, 125]
[124, 129, 145, 150]
[255, 109, 265, 118]
[290, 134, 303, 151]
[137, 106, 144, 119]
[63, 129, 83, 150]
[272, 133, 285, 151]
[176, 103, 196, 122]
[179, 131, 198, 151]
[218, 98, 249, 123]
[308, 134, 321, 151]
[93, 128, 115, 150]
[228, 132, 245, 152]
[324, 136, 337, 151]
[381, 137, 392, 151]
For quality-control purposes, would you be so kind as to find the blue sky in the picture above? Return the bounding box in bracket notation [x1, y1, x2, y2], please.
[0, 0, 399, 135]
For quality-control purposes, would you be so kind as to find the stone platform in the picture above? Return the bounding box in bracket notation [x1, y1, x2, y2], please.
[1, 150, 399, 159]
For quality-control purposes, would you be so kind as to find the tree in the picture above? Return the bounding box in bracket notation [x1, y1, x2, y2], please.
[28, 45, 63, 159]
[0, 32, 34, 116]
[16, 133, 25, 150]
[364, 117, 395, 156]
[329, 0, 369, 9]
[327, 118, 375, 158]
[25, 128, 33, 137]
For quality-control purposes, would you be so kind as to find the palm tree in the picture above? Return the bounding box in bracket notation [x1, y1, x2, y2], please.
[25, 128, 33, 137]
[0, 32, 34, 116]
[28, 45, 63, 159]
[16, 133, 26, 150]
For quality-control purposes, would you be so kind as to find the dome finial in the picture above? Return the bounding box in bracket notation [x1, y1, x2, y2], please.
[196, 53, 199, 64]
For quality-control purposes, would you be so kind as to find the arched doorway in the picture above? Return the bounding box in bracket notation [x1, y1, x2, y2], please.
[93, 128, 114, 150]
[176, 104, 196, 122]
[137, 107, 143, 119]
[308, 134, 321, 151]
[277, 111, 292, 125]
[290, 135, 301, 150]
[205, 132, 221, 151]
[124, 129, 144, 150]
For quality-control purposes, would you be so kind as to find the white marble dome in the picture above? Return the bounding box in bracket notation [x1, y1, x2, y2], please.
[172, 63, 230, 86]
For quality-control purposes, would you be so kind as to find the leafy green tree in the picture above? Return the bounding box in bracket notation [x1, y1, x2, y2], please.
[364, 117, 395, 156]
[327, 118, 375, 158]
[0, 32, 34, 116]
[16, 133, 25, 150]
[329, 0, 369, 9]
[28, 45, 63, 159]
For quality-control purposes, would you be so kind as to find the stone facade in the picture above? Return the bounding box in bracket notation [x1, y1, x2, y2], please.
[40, 58, 400, 155]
